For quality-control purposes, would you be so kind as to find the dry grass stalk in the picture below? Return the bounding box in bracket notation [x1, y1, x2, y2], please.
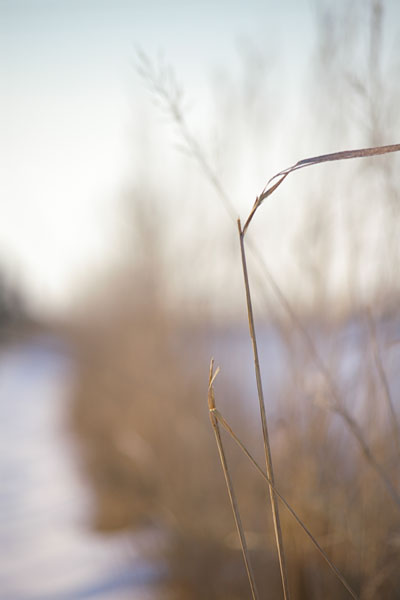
[238, 219, 290, 600]
[331, 399, 400, 508]
[235, 141, 399, 596]
[241, 143, 400, 511]
[366, 309, 400, 458]
[210, 405, 359, 599]
[243, 143, 400, 233]
[208, 360, 259, 600]
[136, 50, 237, 224]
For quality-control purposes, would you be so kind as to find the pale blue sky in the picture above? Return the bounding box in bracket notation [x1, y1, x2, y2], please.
[1, 0, 399, 314]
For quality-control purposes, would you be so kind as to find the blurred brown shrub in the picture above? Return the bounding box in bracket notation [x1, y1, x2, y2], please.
[68, 267, 277, 597]
[68, 258, 400, 599]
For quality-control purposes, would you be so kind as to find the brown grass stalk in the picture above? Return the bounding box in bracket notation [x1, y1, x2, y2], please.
[238, 218, 290, 600]
[332, 401, 400, 507]
[208, 360, 259, 600]
[243, 143, 400, 233]
[210, 405, 359, 600]
[241, 145, 400, 510]
[366, 309, 400, 458]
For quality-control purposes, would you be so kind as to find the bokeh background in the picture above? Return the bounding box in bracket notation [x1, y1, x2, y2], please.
[1, 1, 400, 598]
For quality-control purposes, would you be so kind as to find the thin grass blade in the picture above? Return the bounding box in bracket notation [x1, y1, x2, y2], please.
[208, 361, 260, 600]
[244, 143, 400, 232]
[213, 408, 359, 600]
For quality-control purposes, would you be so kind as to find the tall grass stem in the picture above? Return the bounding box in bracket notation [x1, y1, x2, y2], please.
[208, 361, 260, 600]
[213, 407, 359, 600]
[238, 219, 290, 600]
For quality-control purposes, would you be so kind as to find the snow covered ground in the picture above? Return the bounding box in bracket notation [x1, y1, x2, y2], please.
[0, 336, 161, 600]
